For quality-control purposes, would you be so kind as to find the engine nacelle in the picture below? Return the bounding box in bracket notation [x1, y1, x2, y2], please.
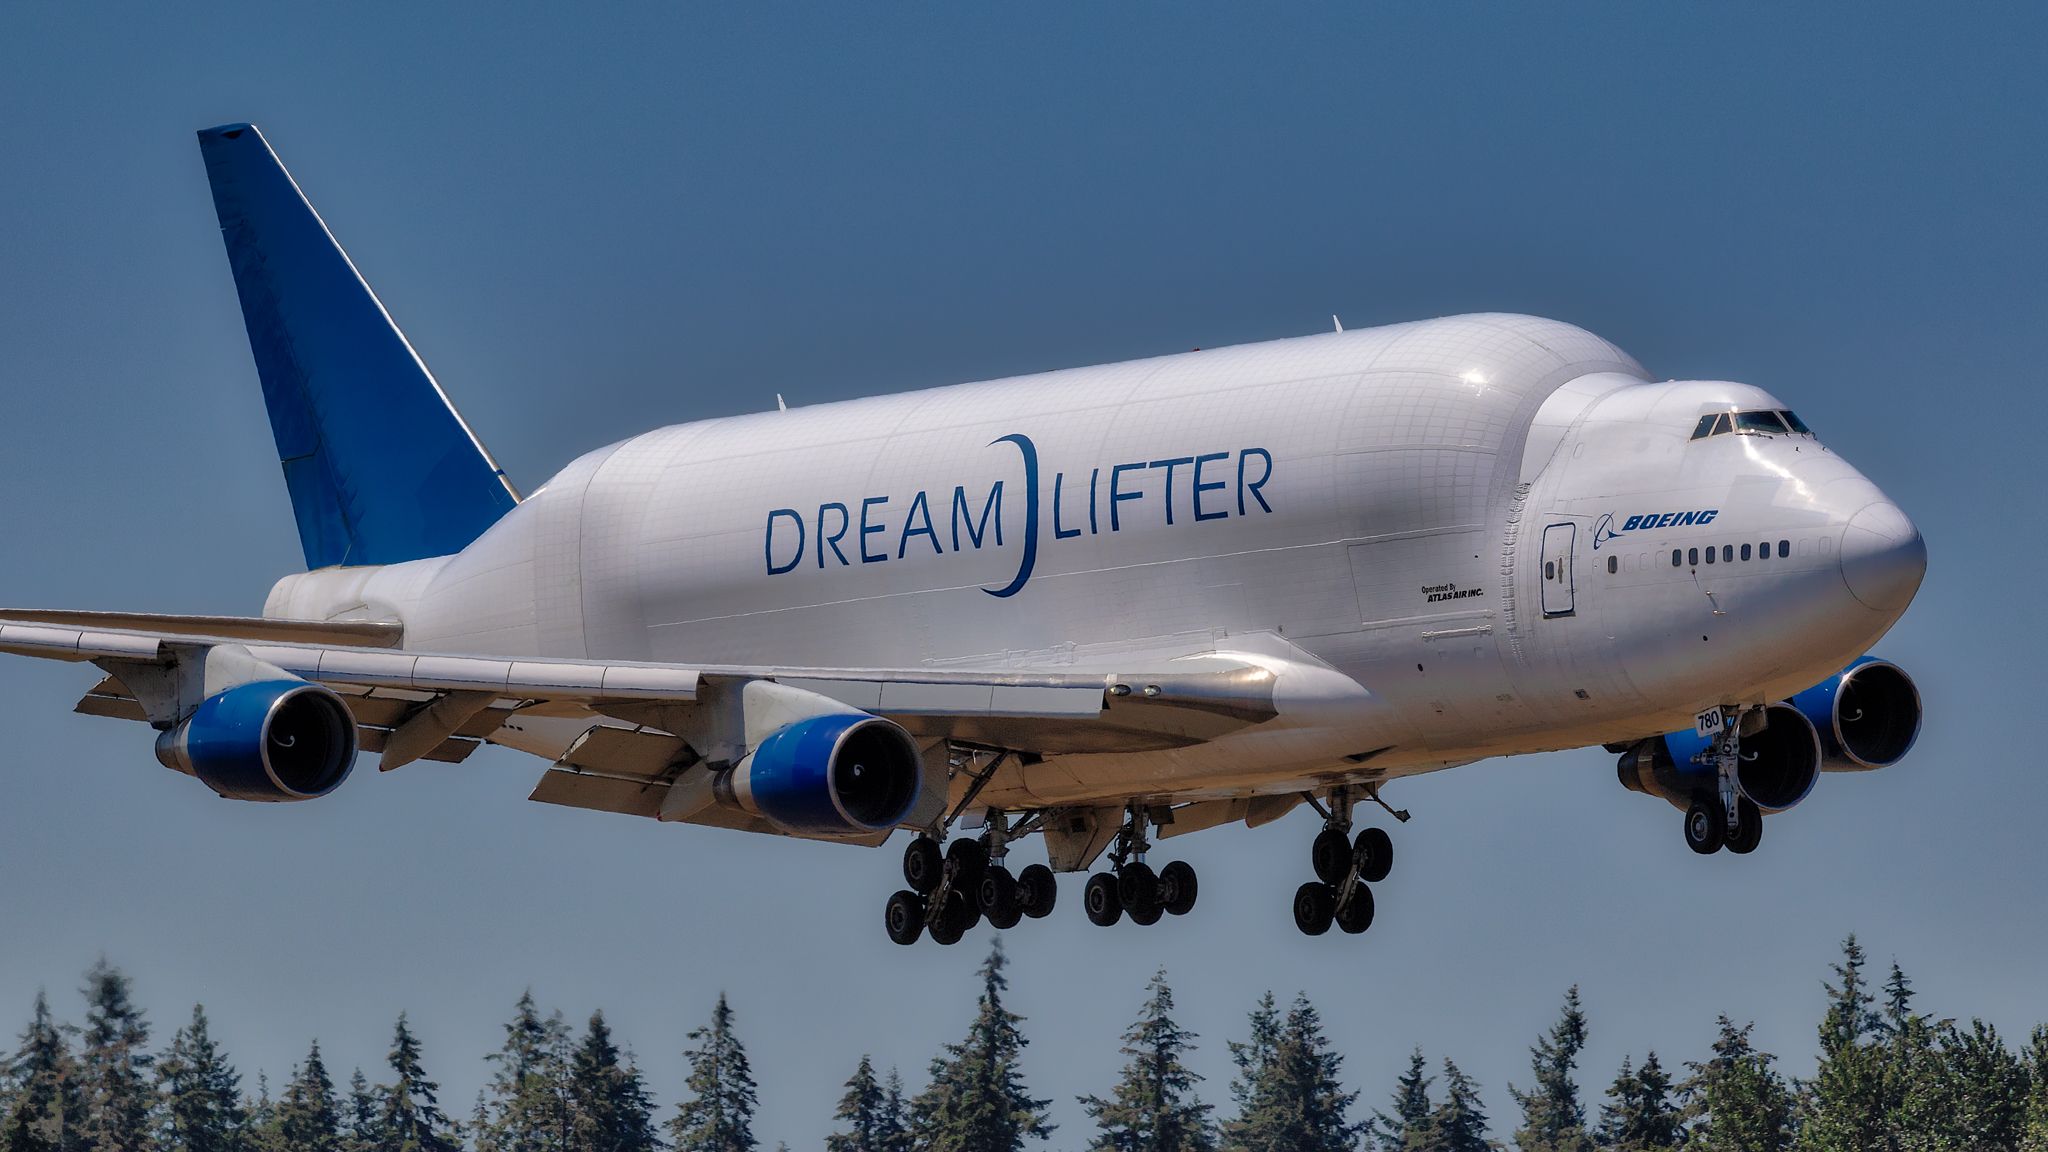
[719, 712, 922, 835]
[1789, 657, 1921, 772]
[1618, 702, 1822, 813]
[154, 679, 359, 802]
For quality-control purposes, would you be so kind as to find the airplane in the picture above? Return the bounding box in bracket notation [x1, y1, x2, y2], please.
[0, 124, 1928, 946]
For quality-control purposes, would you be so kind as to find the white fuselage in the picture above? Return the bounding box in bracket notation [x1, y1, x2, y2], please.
[266, 314, 1924, 808]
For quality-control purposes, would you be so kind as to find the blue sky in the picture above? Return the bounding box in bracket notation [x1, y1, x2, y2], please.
[2, 3, 2043, 1145]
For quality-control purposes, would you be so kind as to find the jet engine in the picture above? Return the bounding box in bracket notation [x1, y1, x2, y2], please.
[1617, 702, 1822, 813]
[1789, 657, 1921, 772]
[718, 712, 923, 835]
[154, 679, 359, 802]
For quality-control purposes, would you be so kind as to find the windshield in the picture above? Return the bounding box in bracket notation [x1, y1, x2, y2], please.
[1690, 409, 1813, 440]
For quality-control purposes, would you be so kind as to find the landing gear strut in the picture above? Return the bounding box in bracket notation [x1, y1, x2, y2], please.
[1082, 803, 1198, 929]
[1294, 787, 1393, 937]
[884, 750, 1062, 947]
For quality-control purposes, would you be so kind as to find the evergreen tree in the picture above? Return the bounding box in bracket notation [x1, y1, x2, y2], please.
[1221, 995, 1360, 1152]
[1873, 961, 1943, 1149]
[879, 1072, 909, 1152]
[341, 1070, 381, 1152]
[1510, 986, 1592, 1152]
[1924, 1019, 2027, 1151]
[1594, 1052, 1678, 1151]
[1679, 1018, 1793, 1152]
[908, 940, 1053, 1152]
[1796, 938, 1884, 1152]
[4, 991, 82, 1152]
[1371, 1049, 1432, 1152]
[273, 1042, 342, 1152]
[827, 1056, 908, 1152]
[668, 994, 758, 1152]
[244, 1075, 276, 1152]
[565, 1011, 657, 1152]
[378, 1014, 461, 1152]
[1429, 1059, 1493, 1152]
[2022, 1025, 2048, 1152]
[480, 992, 572, 1152]
[78, 960, 154, 1152]
[1077, 971, 1213, 1152]
[155, 1006, 245, 1152]
[1224, 995, 1281, 1133]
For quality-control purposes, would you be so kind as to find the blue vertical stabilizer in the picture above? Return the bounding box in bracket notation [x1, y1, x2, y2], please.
[197, 123, 518, 569]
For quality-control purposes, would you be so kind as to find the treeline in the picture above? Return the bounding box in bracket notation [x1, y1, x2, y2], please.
[4, 937, 2047, 1151]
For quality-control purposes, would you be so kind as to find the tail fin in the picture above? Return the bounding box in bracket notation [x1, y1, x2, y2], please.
[196, 123, 518, 569]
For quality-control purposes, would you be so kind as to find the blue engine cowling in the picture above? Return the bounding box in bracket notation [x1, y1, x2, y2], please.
[1618, 701, 1822, 813]
[154, 679, 359, 802]
[722, 712, 923, 835]
[1788, 657, 1921, 772]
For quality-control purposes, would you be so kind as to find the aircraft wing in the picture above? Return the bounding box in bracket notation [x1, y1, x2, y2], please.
[0, 609, 1282, 840]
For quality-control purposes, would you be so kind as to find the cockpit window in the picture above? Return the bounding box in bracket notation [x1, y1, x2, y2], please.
[1734, 410, 1789, 434]
[1778, 409, 1812, 434]
[1692, 408, 1814, 440]
[1690, 414, 1718, 440]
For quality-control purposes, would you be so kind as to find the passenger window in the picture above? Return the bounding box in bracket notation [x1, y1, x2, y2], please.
[1607, 555, 1618, 574]
[1723, 545, 1733, 563]
[1779, 410, 1812, 434]
[1705, 547, 1716, 564]
[1688, 548, 1699, 566]
[1759, 540, 1770, 559]
[1741, 543, 1752, 561]
[1778, 539, 1789, 558]
[1545, 561, 1555, 580]
[1672, 549, 1682, 567]
[1735, 410, 1788, 434]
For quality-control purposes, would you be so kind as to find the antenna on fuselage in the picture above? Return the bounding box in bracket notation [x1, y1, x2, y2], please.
[1332, 315, 1344, 332]
[775, 393, 788, 412]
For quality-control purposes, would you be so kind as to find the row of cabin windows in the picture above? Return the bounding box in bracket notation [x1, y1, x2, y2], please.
[1690, 410, 1812, 440]
[1602, 540, 1797, 574]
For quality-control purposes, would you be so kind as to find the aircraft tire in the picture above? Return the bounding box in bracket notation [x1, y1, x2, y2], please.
[929, 891, 973, 946]
[1293, 882, 1336, 936]
[1335, 885, 1375, 935]
[1018, 864, 1057, 919]
[1355, 827, 1394, 884]
[1159, 860, 1198, 916]
[1311, 828, 1351, 886]
[1726, 799, 1763, 855]
[1084, 872, 1123, 927]
[945, 838, 988, 891]
[1129, 900, 1164, 926]
[903, 838, 942, 895]
[1685, 794, 1726, 855]
[884, 890, 925, 946]
[1117, 861, 1158, 910]
[979, 866, 1021, 924]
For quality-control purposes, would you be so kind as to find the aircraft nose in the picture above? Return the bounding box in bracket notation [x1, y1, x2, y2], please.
[1839, 501, 1926, 613]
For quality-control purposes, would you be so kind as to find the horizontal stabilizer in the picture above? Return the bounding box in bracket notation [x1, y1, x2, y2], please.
[197, 123, 518, 568]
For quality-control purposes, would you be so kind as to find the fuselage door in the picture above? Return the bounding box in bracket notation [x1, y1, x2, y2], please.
[1540, 522, 1576, 617]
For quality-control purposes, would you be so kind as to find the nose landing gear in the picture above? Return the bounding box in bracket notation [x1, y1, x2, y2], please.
[1294, 786, 1398, 937]
[1681, 706, 1768, 856]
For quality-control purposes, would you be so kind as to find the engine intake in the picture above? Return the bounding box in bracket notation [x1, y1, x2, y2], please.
[722, 712, 922, 835]
[1790, 657, 1921, 771]
[1618, 702, 1821, 814]
[155, 679, 359, 802]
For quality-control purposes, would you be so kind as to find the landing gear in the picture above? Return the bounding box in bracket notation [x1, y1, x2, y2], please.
[1685, 794, 1725, 854]
[1295, 787, 1395, 938]
[1726, 798, 1763, 855]
[1082, 803, 1198, 929]
[1681, 705, 1769, 856]
[884, 806, 1064, 946]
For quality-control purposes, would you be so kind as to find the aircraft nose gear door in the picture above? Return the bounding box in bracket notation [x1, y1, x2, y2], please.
[1540, 522, 1576, 617]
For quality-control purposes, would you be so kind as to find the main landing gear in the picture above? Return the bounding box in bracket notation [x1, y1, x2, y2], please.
[885, 811, 1058, 947]
[1082, 804, 1199, 929]
[1293, 786, 1398, 937]
[1681, 706, 1765, 856]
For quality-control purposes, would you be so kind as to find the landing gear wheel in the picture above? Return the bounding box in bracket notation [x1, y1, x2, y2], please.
[1334, 885, 1375, 934]
[884, 890, 925, 946]
[1311, 828, 1352, 886]
[1685, 794, 1726, 855]
[1726, 798, 1763, 855]
[1117, 861, 1158, 910]
[1129, 900, 1164, 926]
[944, 838, 988, 890]
[1354, 827, 1394, 884]
[1084, 872, 1123, 927]
[1018, 864, 1057, 919]
[979, 866, 1022, 929]
[1293, 882, 1336, 936]
[1158, 860, 1198, 916]
[903, 837, 942, 895]
[927, 891, 973, 946]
